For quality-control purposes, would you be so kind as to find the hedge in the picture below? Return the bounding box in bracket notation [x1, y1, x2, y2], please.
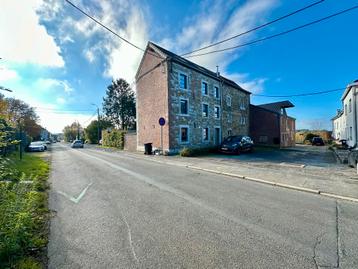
[101, 129, 126, 149]
[180, 146, 217, 157]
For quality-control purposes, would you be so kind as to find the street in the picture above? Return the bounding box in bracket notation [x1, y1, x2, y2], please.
[48, 143, 358, 269]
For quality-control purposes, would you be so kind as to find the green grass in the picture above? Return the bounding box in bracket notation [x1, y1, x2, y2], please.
[0, 151, 50, 268]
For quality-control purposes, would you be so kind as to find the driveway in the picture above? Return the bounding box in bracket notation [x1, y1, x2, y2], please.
[209, 144, 336, 167]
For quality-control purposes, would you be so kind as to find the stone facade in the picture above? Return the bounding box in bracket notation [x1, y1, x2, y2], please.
[136, 42, 250, 153]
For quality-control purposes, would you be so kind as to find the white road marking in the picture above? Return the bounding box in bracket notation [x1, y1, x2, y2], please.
[57, 182, 93, 204]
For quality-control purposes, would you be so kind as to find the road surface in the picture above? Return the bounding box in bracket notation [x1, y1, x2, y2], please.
[48, 143, 358, 268]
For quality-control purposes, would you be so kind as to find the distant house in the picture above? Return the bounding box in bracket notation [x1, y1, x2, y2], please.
[250, 101, 296, 147]
[136, 42, 250, 153]
[331, 80, 358, 147]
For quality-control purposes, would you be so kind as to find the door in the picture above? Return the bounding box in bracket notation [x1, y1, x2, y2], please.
[214, 127, 221, 145]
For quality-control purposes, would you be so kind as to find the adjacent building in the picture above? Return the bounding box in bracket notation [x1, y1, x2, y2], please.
[136, 42, 250, 153]
[250, 101, 296, 147]
[331, 80, 358, 147]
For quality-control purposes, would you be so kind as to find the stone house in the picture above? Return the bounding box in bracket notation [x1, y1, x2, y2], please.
[250, 101, 296, 147]
[136, 42, 250, 153]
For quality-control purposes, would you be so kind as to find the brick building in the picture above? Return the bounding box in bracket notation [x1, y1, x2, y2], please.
[136, 42, 250, 153]
[250, 101, 296, 148]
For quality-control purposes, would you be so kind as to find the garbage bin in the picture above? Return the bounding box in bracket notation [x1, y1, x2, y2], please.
[144, 143, 152, 155]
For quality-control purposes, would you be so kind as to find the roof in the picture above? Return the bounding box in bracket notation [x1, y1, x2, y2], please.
[331, 109, 344, 121]
[147, 42, 251, 95]
[341, 81, 358, 101]
[257, 100, 294, 114]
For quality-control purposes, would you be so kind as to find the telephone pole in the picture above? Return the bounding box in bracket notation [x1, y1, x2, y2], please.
[92, 103, 101, 143]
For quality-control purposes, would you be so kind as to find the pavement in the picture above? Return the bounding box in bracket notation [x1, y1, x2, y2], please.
[48, 143, 358, 268]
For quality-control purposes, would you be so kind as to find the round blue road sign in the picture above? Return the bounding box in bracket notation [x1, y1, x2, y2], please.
[159, 117, 166, 126]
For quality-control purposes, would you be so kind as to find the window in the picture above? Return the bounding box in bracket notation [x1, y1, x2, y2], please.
[214, 86, 220, 99]
[227, 113, 232, 123]
[227, 129, 232, 136]
[226, 95, 232, 106]
[214, 106, 220, 119]
[179, 73, 188, 89]
[350, 126, 353, 140]
[180, 99, 188, 115]
[203, 127, 209, 141]
[240, 99, 246, 110]
[345, 104, 347, 115]
[180, 126, 189, 143]
[349, 99, 352, 113]
[240, 116, 246, 125]
[202, 81, 208, 95]
[202, 103, 209, 117]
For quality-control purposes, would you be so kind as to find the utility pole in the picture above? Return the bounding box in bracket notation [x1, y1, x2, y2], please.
[18, 121, 23, 160]
[92, 103, 101, 143]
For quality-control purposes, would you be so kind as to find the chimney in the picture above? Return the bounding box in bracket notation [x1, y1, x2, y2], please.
[216, 65, 220, 77]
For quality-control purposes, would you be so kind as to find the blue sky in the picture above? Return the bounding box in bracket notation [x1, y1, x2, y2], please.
[0, 0, 357, 132]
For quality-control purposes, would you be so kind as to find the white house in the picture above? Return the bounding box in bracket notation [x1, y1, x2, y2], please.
[332, 80, 358, 147]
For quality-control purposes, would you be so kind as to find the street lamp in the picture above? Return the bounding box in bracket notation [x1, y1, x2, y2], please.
[91, 103, 101, 144]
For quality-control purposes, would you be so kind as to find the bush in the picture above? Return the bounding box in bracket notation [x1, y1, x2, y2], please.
[101, 129, 126, 149]
[180, 146, 217, 157]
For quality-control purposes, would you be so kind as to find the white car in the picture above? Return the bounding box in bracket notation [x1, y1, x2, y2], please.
[27, 142, 45, 152]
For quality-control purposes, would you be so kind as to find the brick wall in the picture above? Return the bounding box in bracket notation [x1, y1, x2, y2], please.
[136, 48, 169, 151]
[124, 132, 137, 152]
[250, 105, 280, 145]
[280, 116, 296, 147]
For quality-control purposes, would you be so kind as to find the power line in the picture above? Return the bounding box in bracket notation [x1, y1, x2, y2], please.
[64, 0, 164, 60]
[186, 5, 358, 58]
[253, 87, 345, 98]
[181, 0, 325, 57]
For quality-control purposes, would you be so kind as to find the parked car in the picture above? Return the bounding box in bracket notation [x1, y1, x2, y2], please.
[27, 142, 45, 152]
[348, 148, 358, 168]
[311, 137, 324, 146]
[219, 135, 254, 154]
[71, 140, 84, 148]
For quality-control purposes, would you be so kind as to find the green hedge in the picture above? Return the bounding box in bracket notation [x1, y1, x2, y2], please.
[180, 146, 217, 157]
[101, 129, 126, 149]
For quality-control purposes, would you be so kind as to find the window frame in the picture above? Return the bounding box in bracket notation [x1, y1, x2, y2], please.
[226, 95, 232, 107]
[178, 72, 189, 90]
[214, 105, 220, 119]
[179, 125, 190, 144]
[179, 98, 189, 116]
[227, 112, 232, 123]
[202, 103, 209, 118]
[201, 80, 208, 96]
[202, 127, 210, 142]
[349, 99, 352, 113]
[214, 85, 220, 99]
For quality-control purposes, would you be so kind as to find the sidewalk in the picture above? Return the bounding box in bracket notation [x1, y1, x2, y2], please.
[128, 152, 358, 202]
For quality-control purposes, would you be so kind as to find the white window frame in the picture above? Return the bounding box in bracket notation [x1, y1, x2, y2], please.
[179, 125, 190, 144]
[240, 98, 246, 110]
[226, 95, 232, 107]
[349, 99, 352, 113]
[178, 72, 189, 90]
[201, 80, 209, 96]
[227, 112, 232, 123]
[179, 97, 189, 116]
[202, 127, 210, 142]
[214, 105, 220, 119]
[202, 102, 209, 118]
[214, 85, 220, 99]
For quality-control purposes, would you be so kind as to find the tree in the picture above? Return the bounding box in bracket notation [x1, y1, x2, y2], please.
[84, 119, 112, 144]
[63, 122, 83, 142]
[102, 79, 136, 130]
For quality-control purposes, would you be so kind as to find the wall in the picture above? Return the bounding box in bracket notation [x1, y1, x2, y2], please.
[136, 47, 170, 151]
[124, 132, 137, 152]
[168, 61, 250, 152]
[249, 105, 280, 146]
[280, 115, 296, 147]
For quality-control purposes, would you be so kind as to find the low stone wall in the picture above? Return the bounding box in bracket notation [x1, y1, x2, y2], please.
[124, 132, 137, 152]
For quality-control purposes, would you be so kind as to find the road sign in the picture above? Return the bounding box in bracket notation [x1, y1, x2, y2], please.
[159, 117, 166, 126]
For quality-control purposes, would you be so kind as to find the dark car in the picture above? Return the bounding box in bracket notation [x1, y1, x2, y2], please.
[311, 137, 324, 146]
[219, 135, 254, 154]
[348, 148, 358, 168]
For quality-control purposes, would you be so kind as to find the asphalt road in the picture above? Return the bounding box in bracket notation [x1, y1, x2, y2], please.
[48, 143, 358, 269]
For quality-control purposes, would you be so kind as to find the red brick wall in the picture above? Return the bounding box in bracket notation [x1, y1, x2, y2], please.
[280, 115, 296, 147]
[136, 48, 169, 151]
[249, 105, 280, 145]
[124, 132, 137, 152]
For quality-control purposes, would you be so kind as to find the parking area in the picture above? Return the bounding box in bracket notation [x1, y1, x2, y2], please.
[208, 144, 337, 167]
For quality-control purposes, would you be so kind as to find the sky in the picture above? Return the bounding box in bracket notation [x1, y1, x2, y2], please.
[0, 0, 357, 133]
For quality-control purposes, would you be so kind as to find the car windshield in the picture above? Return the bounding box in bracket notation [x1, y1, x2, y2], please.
[224, 136, 242, 143]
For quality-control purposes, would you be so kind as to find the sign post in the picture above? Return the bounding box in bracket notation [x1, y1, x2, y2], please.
[159, 117, 165, 155]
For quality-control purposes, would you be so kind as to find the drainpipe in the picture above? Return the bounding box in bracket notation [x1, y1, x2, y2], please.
[217, 66, 223, 144]
[353, 86, 357, 149]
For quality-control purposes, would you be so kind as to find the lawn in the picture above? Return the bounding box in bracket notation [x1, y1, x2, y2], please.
[0, 151, 50, 269]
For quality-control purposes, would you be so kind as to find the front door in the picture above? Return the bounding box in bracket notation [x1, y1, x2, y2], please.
[214, 127, 221, 145]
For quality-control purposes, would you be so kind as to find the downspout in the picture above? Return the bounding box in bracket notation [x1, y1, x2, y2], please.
[353, 86, 357, 148]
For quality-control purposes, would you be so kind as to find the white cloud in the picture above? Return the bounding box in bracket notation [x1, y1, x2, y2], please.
[0, 66, 19, 82]
[56, 97, 66, 104]
[35, 78, 74, 94]
[0, 0, 64, 67]
[225, 73, 267, 94]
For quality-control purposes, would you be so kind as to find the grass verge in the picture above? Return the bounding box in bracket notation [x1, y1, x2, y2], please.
[0, 151, 50, 269]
